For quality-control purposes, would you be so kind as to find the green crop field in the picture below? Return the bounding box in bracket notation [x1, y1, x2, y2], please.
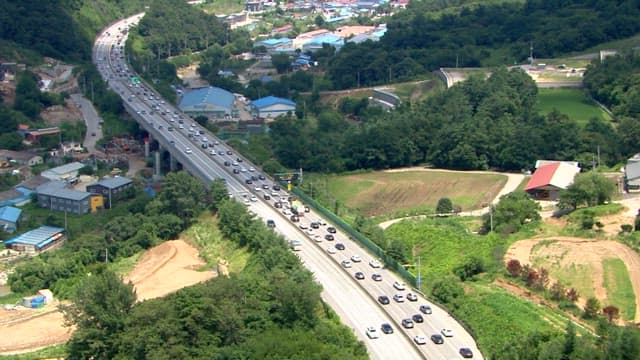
[306, 170, 506, 218]
[535, 88, 612, 126]
[603, 258, 636, 321]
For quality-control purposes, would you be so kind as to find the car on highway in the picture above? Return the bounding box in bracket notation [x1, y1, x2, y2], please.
[327, 226, 337, 233]
[365, 326, 379, 339]
[290, 215, 299, 222]
[371, 273, 382, 281]
[369, 259, 382, 268]
[407, 293, 418, 302]
[266, 220, 275, 228]
[327, 247, 337, 254]
[412, 314, 424, 323]
[184, 147, 192, 154]
[351, 255, 361, 262]
[420, 305, 432, 314]
[381, 323, 394, 334]
[262, 184, 270, 189]
[413, 335, 427, 345]
[258, 174, 266, 180]
[401, 318, 414, 329]
[393, 294, 405, 303]
[250, 195, 257, 202]
[459, 348, 474, 358]
[341, 260, 352, 268]
[226, 150, 232, 155]
[233, 169, 240, 174]
[324, 234, 334, 241]
[430, 334, 444, 345]
[441, 328, 454, 337]
[377, 295, 390, 305]
[274, 202, 282, 208]
[335, 243, 345, 250]
[298, 223, 308, 230]
[393, 281, 406, 291]
[310, 222, 320, 229]
[354, 271, 365, 280]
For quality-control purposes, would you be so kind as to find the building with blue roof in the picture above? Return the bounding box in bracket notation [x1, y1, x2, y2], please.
[179, 87, 237, 120]
[86, 177, 133, 209]
[0, 206, 21, 233]
[4, 225, 65, 254]
[0, 186, 33, 208]
[256, 38, 293, 53]
[251, 96, 297, 119]
[302, 34, 344, 52]
[36, 181, 92, 215]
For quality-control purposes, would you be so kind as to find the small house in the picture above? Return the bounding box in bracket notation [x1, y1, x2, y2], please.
[525, 162, 581, 200]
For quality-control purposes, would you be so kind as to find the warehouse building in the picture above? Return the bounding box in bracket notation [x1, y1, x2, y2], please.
[41, 162, 85, 183]
[178, 86, 237, 120]
[251, 96, 296, 119]
[86, 177, 133, 208]
[3, 225, 65, 254]
[36, 181, 92, 215]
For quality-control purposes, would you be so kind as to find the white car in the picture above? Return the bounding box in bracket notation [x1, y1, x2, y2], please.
[249, 167, 255, 172]
[413, 335, 427, 345]
[351, 255, 362, 263]
[209, 150, 216, 155]
[185, 147, 192, 154]
[250, 196, 257, 202]
[441, 328, 454, 337]
[299, 223, 308, 230]
[326, 247, 337, 254]
[369, 259, 382, 268]
[341, 260, 352, 268]
[366, 326, 380, 339]
[393, 281, 406, 291]
[393, 294, 405, 303]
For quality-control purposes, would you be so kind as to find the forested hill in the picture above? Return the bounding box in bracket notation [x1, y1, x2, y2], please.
[0, 0, 147, 62]
[328, 0, 640, 89]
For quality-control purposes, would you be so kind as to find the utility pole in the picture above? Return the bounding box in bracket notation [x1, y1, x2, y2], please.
[105, 248, 109, 263]
[416, 256, 422, 290]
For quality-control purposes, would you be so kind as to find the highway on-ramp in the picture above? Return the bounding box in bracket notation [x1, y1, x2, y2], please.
[93, 14, 483, 360]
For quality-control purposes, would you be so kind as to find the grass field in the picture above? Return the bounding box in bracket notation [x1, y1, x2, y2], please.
[181, 214, 249, 273]
[535, 88, 612, 126]
[385, 217, 507, 282]
[455, 283, 572, 356]
[307, 170, 507, 218]
[197, 0, 244, 15]
[602, 258, 636, 321]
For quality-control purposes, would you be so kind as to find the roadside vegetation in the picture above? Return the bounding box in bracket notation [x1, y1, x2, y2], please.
[535, 88, 612, 126]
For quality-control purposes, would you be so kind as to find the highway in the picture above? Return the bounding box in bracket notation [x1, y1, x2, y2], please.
[93, 14, 483, 360]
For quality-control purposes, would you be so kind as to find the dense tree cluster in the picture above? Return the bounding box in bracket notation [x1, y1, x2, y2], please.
[64, 200, 367, 359]
[328, 0, 640, 89]
[269, 68, 622, 172]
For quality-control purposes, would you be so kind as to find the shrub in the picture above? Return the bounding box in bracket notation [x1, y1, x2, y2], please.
[506, 259, 522, 277]
[453, 256, 485, 281]
[436, 197, 453, 214]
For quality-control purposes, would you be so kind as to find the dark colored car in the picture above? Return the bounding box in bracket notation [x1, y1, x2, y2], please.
[335, 243, 345, 250]
[273, 184, 281, 191]
[325, 234, 335, 241]
[226, 150, 232, 155]
[412, 314, 424, 323]
[245, 179, 253, 184]
[431, 334, 444, 345]
[251, 175, 258, 181]
[224, 161, 230, 166]
[258, 174, 266, 180]
[354, 272, 365, 280]
[290, 215, 299, 222]
[233, 169, 240, 174]
[274, 202, 282, 208]
[236, 157, 243, 162]
[381, 323, 394, 334]
[266, 220, 275, 228]
[263, 194, 271, 200]
[377, 295, 390, 305]
[459, 348, 474, 358]
[310, 222, 320, 229]
[419, 305, 432, 314]
[327, 226, 337, 234]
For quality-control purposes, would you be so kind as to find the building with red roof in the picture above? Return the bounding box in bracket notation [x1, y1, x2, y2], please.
[524, 161, 581, 200]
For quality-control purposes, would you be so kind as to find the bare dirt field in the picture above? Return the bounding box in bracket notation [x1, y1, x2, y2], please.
[0, 240, 213, 354]
[124, 240, 215, 301]
[506, 237, 640, 323]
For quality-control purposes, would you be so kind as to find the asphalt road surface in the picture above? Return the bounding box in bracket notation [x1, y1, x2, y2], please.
[70, 93, 102, 153]
[94, 14, 483, 360]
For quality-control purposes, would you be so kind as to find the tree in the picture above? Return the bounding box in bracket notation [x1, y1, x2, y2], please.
[583, 297, 601, 319]
[566, 287, 580, 302]
[453, 256, 484, 281]
[431, 276, 464, 304]
[387, 239, 407, 264]
[63, 268, 136, 360]
[559, 172, 616, 210]
[482, 191, 541, 234]
[209, 178, 229, 211]
[271, 54, 291, 74]
[0, 133, 24, 150]
[436, 197, 453, 214]
[549, 282, 566, 301]
[602, 305, 620, 324]
[506, 259, 522, 277]
[562, 321, 576, 360]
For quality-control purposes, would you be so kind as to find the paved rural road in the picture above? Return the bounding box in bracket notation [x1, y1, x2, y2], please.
[70, 93, 102, 153]
[379, 168, 525, 229]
